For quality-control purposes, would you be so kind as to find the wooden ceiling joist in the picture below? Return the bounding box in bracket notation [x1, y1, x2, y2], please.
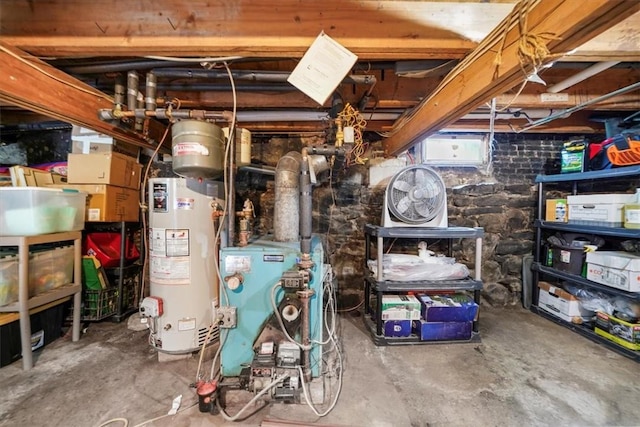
[0, 43, 166, 150]
[383, 0, 640, 156]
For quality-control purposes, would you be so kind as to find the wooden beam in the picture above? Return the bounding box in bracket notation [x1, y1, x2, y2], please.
[0, 43, 167, 150]
[383, 0, 640, 156]
[0, 0, 515, 59]
[1, 36, 474, 60]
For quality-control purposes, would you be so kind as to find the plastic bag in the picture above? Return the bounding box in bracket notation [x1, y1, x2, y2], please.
[369, 261, 469, 282]
[563, 283, 614, 314]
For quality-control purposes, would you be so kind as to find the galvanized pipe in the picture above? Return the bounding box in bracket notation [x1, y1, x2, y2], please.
[145, 72, 157, 112]
[126, 71, 139, 112]
[114, 74, 125, 109]
[274, 151, 302, 242]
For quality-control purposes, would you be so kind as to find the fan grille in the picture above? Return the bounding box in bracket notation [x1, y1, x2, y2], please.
[387, 165, 446, 224]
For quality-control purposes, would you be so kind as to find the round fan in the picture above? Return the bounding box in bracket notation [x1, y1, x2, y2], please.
[383, 165, 448, 227]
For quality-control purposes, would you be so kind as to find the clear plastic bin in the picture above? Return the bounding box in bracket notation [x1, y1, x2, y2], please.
[0, 253, 19, 306]
[29, 246, 74, 295]
[0, 245, 74, 305]
[0, 188, 87, 236]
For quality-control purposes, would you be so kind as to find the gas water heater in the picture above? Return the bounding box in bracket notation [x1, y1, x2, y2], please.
[144, 177, 223, 353]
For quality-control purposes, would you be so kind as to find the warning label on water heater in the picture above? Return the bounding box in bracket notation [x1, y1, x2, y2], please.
[149, 227, 191, 284]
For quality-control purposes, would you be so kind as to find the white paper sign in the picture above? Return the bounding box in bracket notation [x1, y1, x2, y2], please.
[287, 32, 358, 105]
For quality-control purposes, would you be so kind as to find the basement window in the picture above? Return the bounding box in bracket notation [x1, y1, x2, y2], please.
[420, 134, 489, 166]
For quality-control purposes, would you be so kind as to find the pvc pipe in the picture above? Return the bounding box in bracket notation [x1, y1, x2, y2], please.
[547, 61, 619, 93]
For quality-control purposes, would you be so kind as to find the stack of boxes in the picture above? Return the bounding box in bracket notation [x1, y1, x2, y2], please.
[381, 293, 479, 341]
[63, 128, 142, 223]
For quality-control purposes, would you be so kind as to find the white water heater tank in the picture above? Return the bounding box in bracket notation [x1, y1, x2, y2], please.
[148, 177, 222, 353]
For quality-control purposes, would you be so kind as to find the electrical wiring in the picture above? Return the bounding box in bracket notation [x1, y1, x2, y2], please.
[200, 59, 238, 383]
[338, 103, 368, 166]
[208, 327, 229, 381]
[216, 374, 290, 422]
[139, 123, 172, 303]
[144, 55, 243, 63]
[336, 300, 364, 313]
[97, 401, 198, 427]
[311, 272, 337, 346]
[297, 324, 343, 417]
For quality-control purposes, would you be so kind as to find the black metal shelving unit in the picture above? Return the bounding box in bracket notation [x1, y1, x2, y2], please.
[363, 224, 484, 346]
[83, 221, 141, 323]
[532, 166, 640, 361]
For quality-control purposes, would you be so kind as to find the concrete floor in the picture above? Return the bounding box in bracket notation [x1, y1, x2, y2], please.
[0, 307, 639, 427]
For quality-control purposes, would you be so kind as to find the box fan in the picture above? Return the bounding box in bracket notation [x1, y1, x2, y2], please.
[382, 165, 448, 227]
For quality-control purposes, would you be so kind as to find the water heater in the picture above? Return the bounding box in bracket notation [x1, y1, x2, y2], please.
[147, 177, 223, 353]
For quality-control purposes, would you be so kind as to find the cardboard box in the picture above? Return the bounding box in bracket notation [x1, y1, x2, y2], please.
[545, 199, 567, 222]
[67, 152, 142, 190]
[71, 126, 140, 158]
[416, 294, 478, 322]
[412, 320, 472, 341]
[537, 281, 594, 323]
[9, 166, 66, 187]
[383, 320, 411, 337]
[381, 295, 421, 321]
[50, 184, 139, 222]
[594, 311, 640, 351]
[586, 251, 640, 292]
[567, 193, 635, 227]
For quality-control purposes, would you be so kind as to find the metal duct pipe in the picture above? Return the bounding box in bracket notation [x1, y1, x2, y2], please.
[145, 72, 157, 112]
[274, 151, 302, 242]
[299, 149, 312, 255]
[127, 71, 139, 112]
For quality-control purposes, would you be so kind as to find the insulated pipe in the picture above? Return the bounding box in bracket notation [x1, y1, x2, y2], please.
[127, 71, 139, 112]
[274, 151, 302, 242]
[299, 149, 312, 255]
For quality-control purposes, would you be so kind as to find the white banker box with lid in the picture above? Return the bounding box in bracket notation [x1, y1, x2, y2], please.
[567, 193, 635, 227]
[586, 251, 640, 292]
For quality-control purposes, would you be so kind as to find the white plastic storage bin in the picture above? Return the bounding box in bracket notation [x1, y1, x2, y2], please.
[0, 188, 87, 236]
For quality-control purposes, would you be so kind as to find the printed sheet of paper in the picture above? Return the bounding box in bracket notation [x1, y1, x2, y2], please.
[287, 32, 358, 105]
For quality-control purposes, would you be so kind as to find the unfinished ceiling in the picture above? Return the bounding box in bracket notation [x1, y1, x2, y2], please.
[1, 0, 639, 155]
